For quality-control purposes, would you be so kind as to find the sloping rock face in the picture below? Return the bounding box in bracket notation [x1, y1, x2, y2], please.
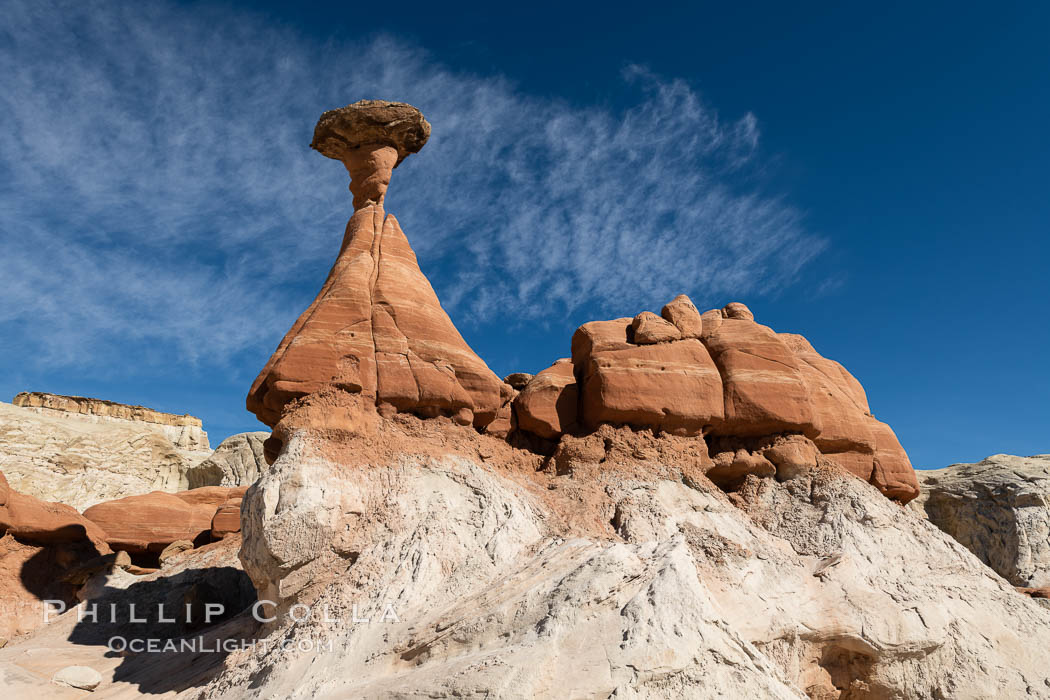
[246, 100, 504, 434]
[517, 301, 919, 503]
[207, 418, 1050, 698]
[911, 454, 1050, 587]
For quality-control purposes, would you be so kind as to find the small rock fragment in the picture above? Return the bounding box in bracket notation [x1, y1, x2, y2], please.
[52, 665, 102, 691]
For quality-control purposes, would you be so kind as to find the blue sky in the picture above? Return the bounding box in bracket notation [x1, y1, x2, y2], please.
[1, 0, 1046, 468]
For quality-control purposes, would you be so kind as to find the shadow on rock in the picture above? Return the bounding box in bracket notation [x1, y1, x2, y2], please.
[66, 565, 257, 694]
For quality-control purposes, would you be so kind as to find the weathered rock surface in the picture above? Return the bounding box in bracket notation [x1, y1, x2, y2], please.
[502, 373, 533, 391]
[0, 401, 259, 510]
[0, 474, 110, 641]
[184, 432, 268, 489]
[52, 665, 102, 691]
[211, 503, 242, 539]
[572, 316, 724, 436]
[247, 101, 504, 434]
[205, 419, 1050, 698]
[630, 310, 681, 344]
[0, 472, 108, 548]
[511, 296, 919, 503]
[0, 536, 255, 697]
[702, 317, 820, 438]
[912, 454, 1050, 587]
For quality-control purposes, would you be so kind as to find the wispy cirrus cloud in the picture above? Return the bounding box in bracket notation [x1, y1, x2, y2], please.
[0, 0, 821, 373]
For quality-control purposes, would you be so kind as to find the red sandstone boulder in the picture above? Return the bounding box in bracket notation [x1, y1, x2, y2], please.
[721, 302, 755, 321]
[706, 449, 775, 489]
[503, 373, 533, 390]
[211, 504, 242, 539]
[0, 472, 109, 549]
[514, 359, 578, 439]
[83, 492, 215, 553]
[661, 294, 703, 339]
[571, 318, 635, 357]
[762, 434, 820, 480]
[631, 312, 681, 344]
[574, 330, 724, 435]
[701, 318, 820, 438]
[779, 334, 874, 452]
[822, 451, 875, 482]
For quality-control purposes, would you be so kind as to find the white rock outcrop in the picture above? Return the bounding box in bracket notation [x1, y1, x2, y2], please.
[184, 431, 269, 490]
[0, 400, 263, 510]
[213, 417, 1050, 699]
[912, 453, 1050, 587]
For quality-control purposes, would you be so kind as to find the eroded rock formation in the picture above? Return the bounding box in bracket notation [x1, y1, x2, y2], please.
[223, 416, 1049, 698]
[515, 300, 919, 503]
[0, 398, 264, 509]
[243, 102, 918, 508]
[82, 486, 246, 555]
[247, 100, 505, 438]
[912, 454, 1050, 587]
[0, 472, 110, 641]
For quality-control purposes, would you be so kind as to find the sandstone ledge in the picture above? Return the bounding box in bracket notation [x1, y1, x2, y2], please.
[12, 392, 202, 428]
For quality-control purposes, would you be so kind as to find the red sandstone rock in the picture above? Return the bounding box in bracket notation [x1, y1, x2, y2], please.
[248, 101, 503, 431]
[700, 308, 723, 334]
[779, 333, 874, 455]
[721, 302, 755, 321]
[211, 504, 241, 539]
[867, 419, 920, 503]
[83, 492, 215, 554]
[661, 294, 703, 339]
[822, 451, 875, 482]
[701, 319, 820, 438]
[571, 318, 635, 358]
[514, 359, 578, 440]
[762, 435, 820, 480]
[706, 449, 775, 489]
[575, 337, 724, 436]
[503, 373, 534, 391]
[0, 472, 108, 549]
[631, 312, 681, 344]
[1019, 587, 1050, 600]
